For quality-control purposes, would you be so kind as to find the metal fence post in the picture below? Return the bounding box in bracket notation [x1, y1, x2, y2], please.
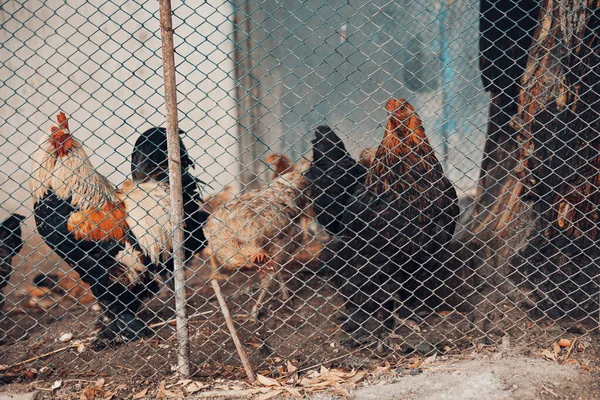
[158, 0, 191, 377]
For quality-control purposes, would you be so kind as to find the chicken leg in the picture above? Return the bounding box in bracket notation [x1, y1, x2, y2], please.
[250, 272, 274, 321]
[247, 252, 290, 321]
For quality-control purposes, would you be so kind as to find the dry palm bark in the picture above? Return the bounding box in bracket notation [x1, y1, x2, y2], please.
[455, 0, 599, 339]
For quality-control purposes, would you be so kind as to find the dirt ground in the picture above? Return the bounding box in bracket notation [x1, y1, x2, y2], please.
[353, 354, 600, 400]
[0, 231, 599, 399]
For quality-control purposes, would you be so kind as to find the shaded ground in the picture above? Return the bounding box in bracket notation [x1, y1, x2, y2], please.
[0, 231, 599, 399]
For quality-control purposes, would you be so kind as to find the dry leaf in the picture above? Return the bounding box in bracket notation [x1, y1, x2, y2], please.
[176, 379, 191, 386]
[558, 338, 571, 348]
[51, 380, 62, 390]
[156, 381, 167, 399]
[256, 389, 283, 400]
[330, 386, 351, 397]
[81, 385, 105, 400]
[407, 357, 423, 368]
[283, 386, 303, 398]
[185, 381, 209, 394]
[286, 360, 297, 374]
[374, 364, 391, 373]
[422, 354, 437, 366]
[328, 368, 353, 379]
[256, 374, 281, 387]
[132, 388, 148, 399]
[347, 371, 367, 385]
[564, 359, 579, 365]
[553, 342, 561, 356]
[308, 380, 338, 389]
[96, 378, 105, 388]
[541, 349, 557, 361]
[77, 343, 86, 353]
[165, 388, 184, 398]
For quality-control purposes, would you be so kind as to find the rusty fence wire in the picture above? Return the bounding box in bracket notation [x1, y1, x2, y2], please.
[0, 0, 598, 386]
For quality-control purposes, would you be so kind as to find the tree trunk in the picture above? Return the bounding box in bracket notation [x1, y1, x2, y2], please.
[456, 0, 599, 339]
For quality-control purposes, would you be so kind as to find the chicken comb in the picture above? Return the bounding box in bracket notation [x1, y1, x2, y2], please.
[56, 111, 69, 130]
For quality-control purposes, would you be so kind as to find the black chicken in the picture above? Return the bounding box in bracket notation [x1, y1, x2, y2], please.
[131, 127, 209, 263]
[309, 99, 459, 346]
[304, 125, 368, 237]
[0, 213, 26, 341]
[0, 213, 25, 301]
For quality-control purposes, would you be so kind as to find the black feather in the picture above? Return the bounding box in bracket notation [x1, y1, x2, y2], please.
[0, 213, 25, 311]
[304, 126, 367, 237]
[0, 214, 25, 262]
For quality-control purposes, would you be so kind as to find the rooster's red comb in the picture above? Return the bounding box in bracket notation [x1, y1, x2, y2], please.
[56, 112, 69, 130]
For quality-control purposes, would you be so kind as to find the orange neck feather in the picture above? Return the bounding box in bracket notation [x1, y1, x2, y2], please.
[67, 200, 129, 242]
[368, 100, 432, 184]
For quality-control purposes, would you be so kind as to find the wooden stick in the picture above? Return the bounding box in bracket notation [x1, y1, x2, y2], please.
[210, 279, 256, 384]
[0, 340, 92, 371]
[158, 0, 191, 377]
[562, 337, 577, 364]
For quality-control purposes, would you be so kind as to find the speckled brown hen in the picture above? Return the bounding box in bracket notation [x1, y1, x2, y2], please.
[204, 167, 311, 320]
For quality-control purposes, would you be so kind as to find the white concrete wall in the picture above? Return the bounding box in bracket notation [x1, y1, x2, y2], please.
[0, 0, 238, 223]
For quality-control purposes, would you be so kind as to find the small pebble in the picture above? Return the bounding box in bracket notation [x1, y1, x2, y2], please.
[410, 368, 422, 376]
[58, 332, 73, 343]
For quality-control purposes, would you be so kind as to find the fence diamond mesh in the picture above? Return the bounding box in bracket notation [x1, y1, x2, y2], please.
[0, 0, 598, 393]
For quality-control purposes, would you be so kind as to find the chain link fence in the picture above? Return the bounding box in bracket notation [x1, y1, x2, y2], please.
[0, 0, 598, 390]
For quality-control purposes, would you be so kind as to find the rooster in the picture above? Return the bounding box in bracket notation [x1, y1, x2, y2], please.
[31, 112, 178, 349]
[310, 99, 459, 346]
[204, 164, 312, 321]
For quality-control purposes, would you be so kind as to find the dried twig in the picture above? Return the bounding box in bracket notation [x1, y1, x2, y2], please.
[0, 340, 92, 371]
[210, 277, 256, 384]
[562, 337, 578, 364]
